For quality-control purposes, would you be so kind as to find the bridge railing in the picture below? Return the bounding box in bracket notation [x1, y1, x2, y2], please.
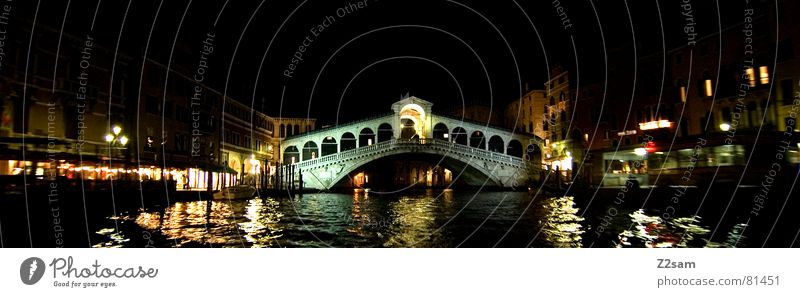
[293, 138, 526, 169]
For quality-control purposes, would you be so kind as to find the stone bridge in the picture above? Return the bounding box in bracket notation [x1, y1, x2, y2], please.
[280, 97, 543, 190]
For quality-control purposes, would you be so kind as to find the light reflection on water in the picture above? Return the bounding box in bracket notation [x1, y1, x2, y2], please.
[617, 210, 745, 248]
[90, 190, 748, 248]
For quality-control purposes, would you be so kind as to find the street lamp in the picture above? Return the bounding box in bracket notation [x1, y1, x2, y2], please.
[719, 123, 731, 132]
[105, 125, 129, 179]
[105, 125, 129, 147]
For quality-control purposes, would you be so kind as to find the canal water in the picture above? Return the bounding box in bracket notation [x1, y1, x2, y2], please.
[3, 186, 797, 247]
[77, 187, 795, 248]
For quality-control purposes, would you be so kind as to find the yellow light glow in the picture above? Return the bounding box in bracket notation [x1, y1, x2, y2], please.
[705, 79, 713, 97]
[759, 66, 769, 85]
[679, 86, 687, 102]
[639, 120, 672, 130]
[746, 68, 756, 87]
[562, 157, 573, 171]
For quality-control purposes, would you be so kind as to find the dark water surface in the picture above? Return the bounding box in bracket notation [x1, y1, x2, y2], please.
[3, 187, 799, 248]
[90, 188, 800, 248]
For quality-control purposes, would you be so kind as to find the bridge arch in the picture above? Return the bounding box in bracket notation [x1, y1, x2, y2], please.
[359, 128, 375, 147]
[488, 135, 504, 153]
[341, 132, 357, 151]
[507, 139, 523, 158]
[377, 123, 393, 142]
[433, 123, 448, 140]
[469, 131, 486, 149]
[321, 136, 337, 156]
[284, 146, 299, 163]
[302, 141, 318, 161]
[452, 127, 467, 145]
[526, 144, 542, 164]
[332, 152, 499, 189]
[400, 118, 418, 139]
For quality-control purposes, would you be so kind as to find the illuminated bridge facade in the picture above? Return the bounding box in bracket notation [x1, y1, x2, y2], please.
[280, 97, 543, 190]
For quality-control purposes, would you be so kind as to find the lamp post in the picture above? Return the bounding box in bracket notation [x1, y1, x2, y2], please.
[105, 125, 129, 179]
[105, 125, 129, 151]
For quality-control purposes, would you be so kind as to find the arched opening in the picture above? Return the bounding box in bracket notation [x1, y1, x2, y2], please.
[469, 131, 486, 149]
[330, 153, 497, 189]
[359, 128, 375, 147]
[433, 123, 448, 140]
[286, 124, 293, 136]
[400, 118, 417, 139]
[279, 124, 285, 138]
[526, 144, 542, 164]
[452, 127, 467, 145]
[507, 140, 523, 158]
[294, 124, 301, 135]
[400, 104, 426, 137]
[377, 123, 393, 142]
[302, 141, 318, 161]
[283, 146, 299, 164]
[488, 135, 504, 153]
[321, 136, 337, 156]
[341, 132, 357, 151]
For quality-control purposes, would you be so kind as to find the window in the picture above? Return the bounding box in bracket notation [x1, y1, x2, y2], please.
[759, 66, 769, 85]
[705, 79, 713, 97]
[175, 133, 188, 152]
[722, 107, 732, 123]
[145, 96, 159, 114]
[781, 79, 794, 105]
[747, 102, 757, 128]
[677, 79, 687, 102]
[745, 68, 756, 87]
[164, 103, 173, 118]
[778, 39, 793, 62]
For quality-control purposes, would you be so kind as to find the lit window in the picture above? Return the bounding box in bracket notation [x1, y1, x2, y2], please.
[746, 68, 756, 87]
[705, 79, 713, 97]
[759, 66, 769, 85]
[679, 86, 687, 102]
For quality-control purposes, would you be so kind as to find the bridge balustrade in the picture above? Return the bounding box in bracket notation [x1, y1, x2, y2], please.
[290, 138, 525, 171]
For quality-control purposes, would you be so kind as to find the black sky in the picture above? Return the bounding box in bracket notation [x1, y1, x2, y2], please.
[13, 0, 756, 125]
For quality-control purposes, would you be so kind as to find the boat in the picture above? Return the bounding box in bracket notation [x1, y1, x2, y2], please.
[214, 185, 256, 200]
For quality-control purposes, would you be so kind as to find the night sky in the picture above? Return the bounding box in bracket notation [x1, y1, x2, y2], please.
[14, 0, 753, 124]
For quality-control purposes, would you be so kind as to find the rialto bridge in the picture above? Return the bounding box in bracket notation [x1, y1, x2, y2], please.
[279, 97, 543, 190]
